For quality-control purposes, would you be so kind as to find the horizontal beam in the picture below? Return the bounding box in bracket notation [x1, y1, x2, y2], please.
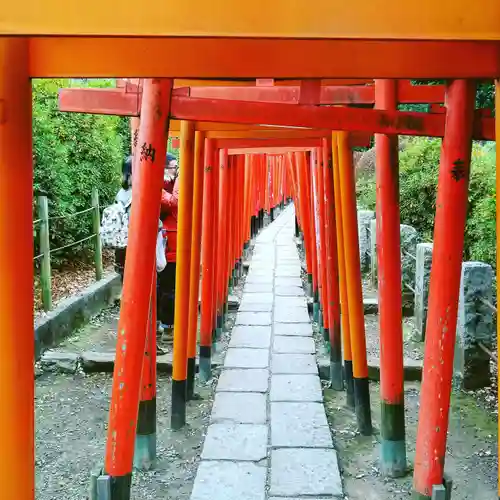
[227, 147, 314, 155]
[214, 138, 322, 149]
[3, 0, 499, 39]
[170, 96, 495, 140]
[58, 82, 446, 116]
[30, 38, 500, 79]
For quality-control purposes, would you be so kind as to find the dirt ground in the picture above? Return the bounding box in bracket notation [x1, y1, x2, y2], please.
[36, 282, 243, 500]
[324, 382, 498, 500]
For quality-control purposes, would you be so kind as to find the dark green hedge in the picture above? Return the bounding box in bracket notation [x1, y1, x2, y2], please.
[357, 138, 496, 267]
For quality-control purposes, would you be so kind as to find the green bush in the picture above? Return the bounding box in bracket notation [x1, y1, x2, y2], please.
[356, 137, 496, 267]
[33, 79, 128, 264]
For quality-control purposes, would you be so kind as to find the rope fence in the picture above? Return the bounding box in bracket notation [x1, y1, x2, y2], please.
[34, 187, 103, 312]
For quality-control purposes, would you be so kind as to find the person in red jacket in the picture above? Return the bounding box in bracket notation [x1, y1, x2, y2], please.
[157, 152, 179, 343]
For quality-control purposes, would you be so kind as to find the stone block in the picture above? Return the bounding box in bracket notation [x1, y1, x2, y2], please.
[245, 275, 274, 285]
[273, 336, 315, 354]
[414, 243, 433, 341]
[224, 348, 269, 369]
[272, 353, 317, 374]
[217, 368, 269, 393]
[211, 392, 267, 424]
[454, 261, 494, 389]
[275, 265, 301, 278]
[275, 277, 303, 288]
[400, 224, 419, 304]
[229, 326, 271, 349]
[358, 210, 375, 273]
[40, 350, 80, 374]
[269, 448, 342, 497]
[270, 374, 322, 402]
[202, 423, 268, 461]
[236, 312, 272, 326]
[191, 461, 266, 500]
[275, 285, 305, 297]
[239, 302, 274, 313]
[370, 218, 377, 287]
[275, 296, 308, 309]
[273, 322, 313, 337]
[244, 283, 274, 294]
[274, 306, 310, 323]
[271, 402, 332, 448]
[240, 292, 274, 304]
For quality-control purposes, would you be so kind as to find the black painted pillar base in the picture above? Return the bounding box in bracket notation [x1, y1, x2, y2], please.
[199, 345, 212, 382]
[171, 379, 187, 430]
[353, 377, 372, 435]
[134, 397, 156, 471]
[186, 357, 196, 400]
[108, 474, 133, 500]
[295, 215, 300, 238]
[344, 360, 355, 410]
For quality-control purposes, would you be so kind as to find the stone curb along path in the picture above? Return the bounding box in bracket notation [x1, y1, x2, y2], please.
[190, 205, 343, 500]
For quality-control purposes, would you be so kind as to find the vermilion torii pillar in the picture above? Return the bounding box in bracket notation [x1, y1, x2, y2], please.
[0, 37, 34, 500]
[375, 79, 407, 477]
[103, 78, 173, 499]
[413, 80, 476, 500]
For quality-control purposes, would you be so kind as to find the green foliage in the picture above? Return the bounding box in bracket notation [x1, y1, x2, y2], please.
[356, 138, 497, 267]
[33, 79, 126, 264]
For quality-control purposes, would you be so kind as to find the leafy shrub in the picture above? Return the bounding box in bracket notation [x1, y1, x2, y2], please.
[356, 137, 496, 267]
[33, 79, 127, 264]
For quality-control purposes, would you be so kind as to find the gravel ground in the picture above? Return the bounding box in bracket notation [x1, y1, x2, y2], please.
[35, 279, 244, 500]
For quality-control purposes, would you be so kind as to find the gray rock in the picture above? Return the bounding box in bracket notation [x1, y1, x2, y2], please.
[241, 292, 274, 304]
[238, 302, 274, 313]
[275, 277, 303, 287]
[229, 326, 272, 349]
[270, 448, 343, 497]
[272, 354, 317, 374]
[273, 322, 313, 337]
[211, 392, 267, 424]
[244, 283, 274, 293]
[217, 369, 269, 393]
[270, 374, 322, 402]
[201, 423, 268, 461]
[274, 306, 310, 323]
[40, 350, 80, 374]
[274, 285, 305, 297]
[273, 336, 315, 354]
[271, 402, 332, 448]
[191, 461, 266, 500]
[275, 296, 308, 309]
[414, 243, 433, 341]
[236, 312, 272, 326]
[224, 348, 269, 369]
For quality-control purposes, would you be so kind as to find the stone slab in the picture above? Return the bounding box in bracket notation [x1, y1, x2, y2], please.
[245, 275, 274, 285]
[191, 461, 266, 500]
[224, 348, 269, 369]
[273, 323, 313, 337]
[274, 285, 305, 297]
[273, 336, 315, 354]
[275, 296, 308, 309]
[229, 325, 271, 349]
[217, 369, 269, 393]
[272, 353, 317, 374]
[202, 423, 268, 461]
[211, 392, 267, 424]
[236, 312, 272, 326]
[244, 283, 274, 294]
[240, 292, 274, 304]
[271, 402, 332, 448]
[270, 448, 342, 497]
[238, 302, 274, 313]
[275, 277, 303, 287]
[270, 374, 322, 402]
[275, 266, 302, 278]
[274, 306, 310, 324]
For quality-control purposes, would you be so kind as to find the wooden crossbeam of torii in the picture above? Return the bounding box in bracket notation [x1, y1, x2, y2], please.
[59, 80, 447, 116]
[58, 83, 495, 140]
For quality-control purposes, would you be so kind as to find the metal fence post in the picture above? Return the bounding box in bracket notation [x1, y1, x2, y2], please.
[92, 187, 103, 281]
[38, 195, 52, 311]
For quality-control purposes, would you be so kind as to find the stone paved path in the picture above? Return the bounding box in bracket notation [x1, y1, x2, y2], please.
[190, 205, 343, 500]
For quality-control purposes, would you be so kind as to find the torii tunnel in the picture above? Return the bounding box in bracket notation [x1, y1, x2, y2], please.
[1, 3, 500, 500]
